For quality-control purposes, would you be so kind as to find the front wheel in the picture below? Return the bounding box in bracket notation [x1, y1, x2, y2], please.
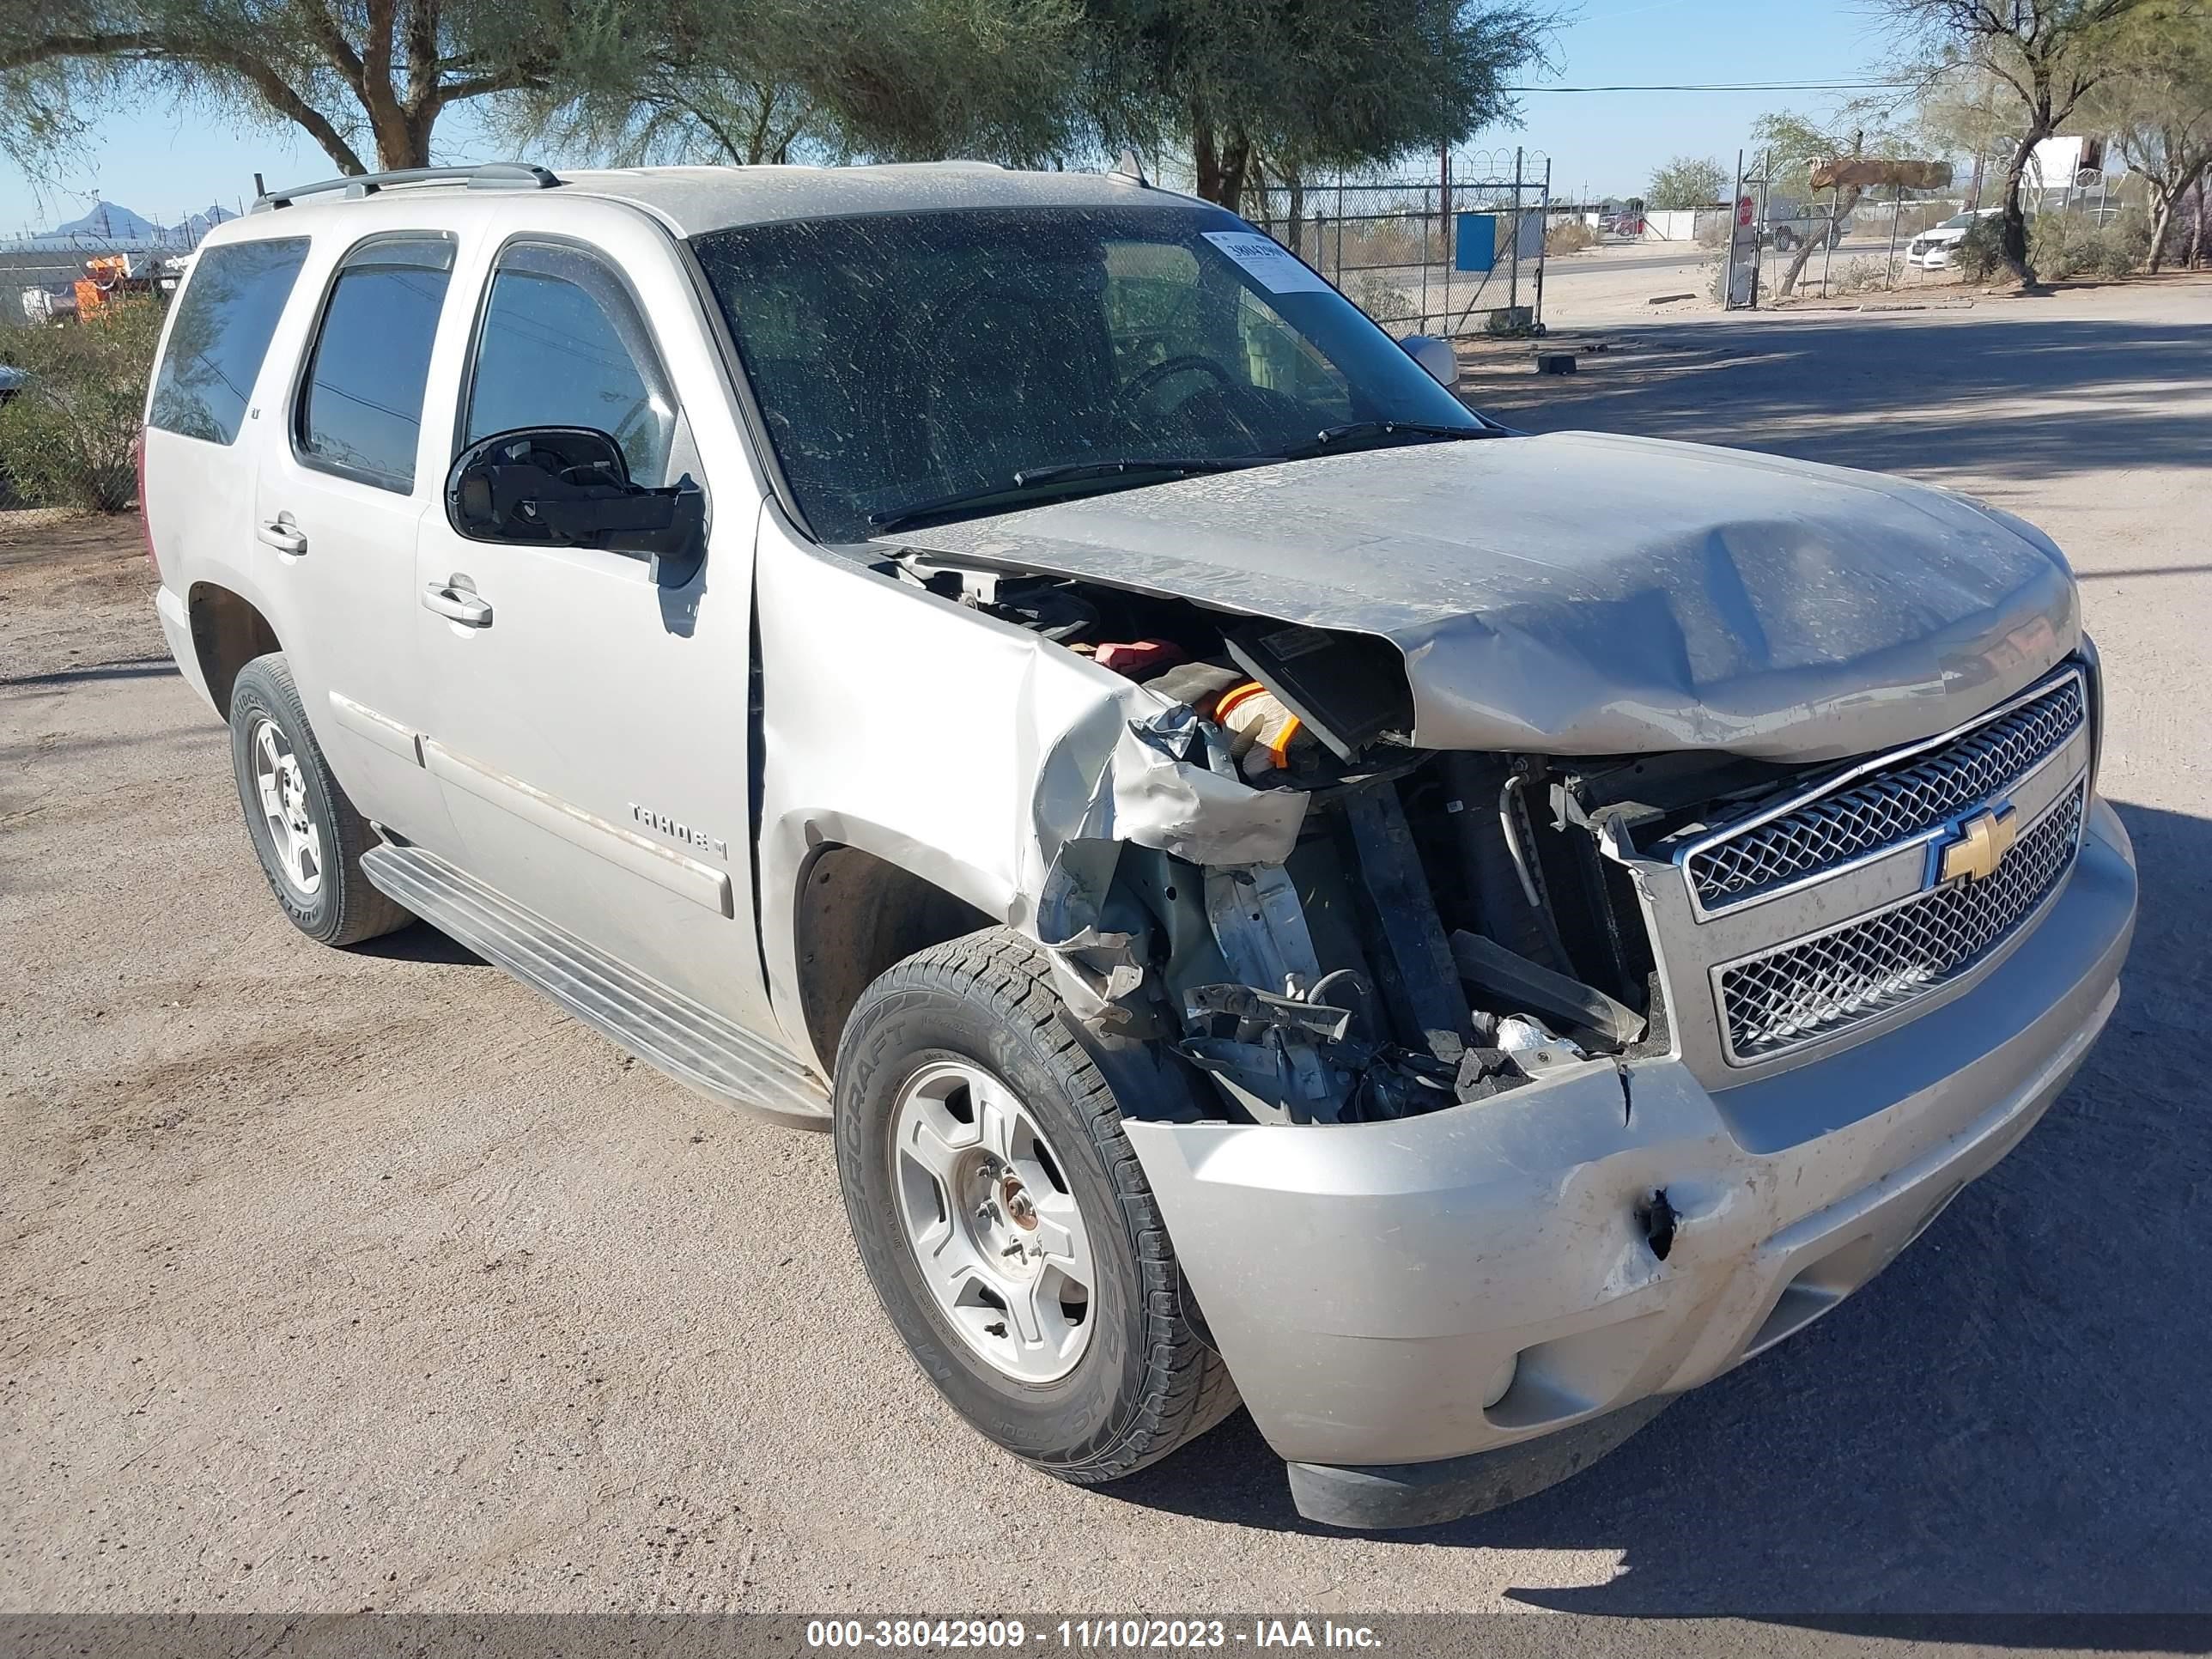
[834, 928, 1237, 1483]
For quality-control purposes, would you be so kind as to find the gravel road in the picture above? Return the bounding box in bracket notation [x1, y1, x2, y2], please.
[4, 275, 2209, 1620]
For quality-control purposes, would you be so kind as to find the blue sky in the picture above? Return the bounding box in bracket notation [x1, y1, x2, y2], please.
[0, 0, 1893, 231]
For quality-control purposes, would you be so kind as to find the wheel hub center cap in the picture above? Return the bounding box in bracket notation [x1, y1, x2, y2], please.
[967, 1158, 1040, 1274]
[999, 1170, 1038, 1230]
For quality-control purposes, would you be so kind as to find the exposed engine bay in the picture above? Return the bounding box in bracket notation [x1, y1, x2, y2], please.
[890, 550, 1844, 1127]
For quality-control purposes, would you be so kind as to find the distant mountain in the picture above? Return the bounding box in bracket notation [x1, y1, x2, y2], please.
[177, 203, 241, 237]
[5, 200, 238, 252]
[46, 200, 162, 240]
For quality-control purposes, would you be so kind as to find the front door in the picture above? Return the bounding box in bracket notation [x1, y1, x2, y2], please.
[411, 231, 767, 1028]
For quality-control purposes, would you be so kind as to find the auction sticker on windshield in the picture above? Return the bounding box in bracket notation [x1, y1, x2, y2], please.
[1201, 230, 1332, 294]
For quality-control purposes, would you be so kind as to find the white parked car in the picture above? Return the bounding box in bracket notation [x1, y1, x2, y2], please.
[1908, 207, 2002, 269]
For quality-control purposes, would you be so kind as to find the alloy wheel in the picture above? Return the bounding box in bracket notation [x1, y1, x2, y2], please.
[887, 1059, 1095, 1384]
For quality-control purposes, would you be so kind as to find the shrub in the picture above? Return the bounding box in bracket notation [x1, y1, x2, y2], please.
[1834, 258, 1893, 294]
[1546, 220, 1598, 256]
[1340, 216, 1424, 269]
[2029, 210, 2153, 279]
[1343, 271, 1412, 324]
[0, 301, 165, 512]
[1953, 215, 2011, 283]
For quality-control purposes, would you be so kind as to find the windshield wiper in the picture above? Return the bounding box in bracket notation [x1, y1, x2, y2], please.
[868, 456, 1268, 536]
[1276, 420, 1496, 461]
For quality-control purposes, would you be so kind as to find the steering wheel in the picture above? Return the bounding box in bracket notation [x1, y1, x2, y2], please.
[1118, 354, 1238, 409]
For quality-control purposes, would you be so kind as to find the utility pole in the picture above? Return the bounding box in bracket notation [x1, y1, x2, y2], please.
[1533, 157, 1553, 334]
[1508, 146, 1522, 319]
[1439, 141, 1453, 268]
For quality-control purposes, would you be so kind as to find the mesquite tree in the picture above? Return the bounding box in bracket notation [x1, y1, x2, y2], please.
[2, 0, 1091, 181]
[2083, 3, 2212, 270]
[1879, 0, 2148, 283]
[0, 0, 608, 176]
[1082, 0, 1553, 210]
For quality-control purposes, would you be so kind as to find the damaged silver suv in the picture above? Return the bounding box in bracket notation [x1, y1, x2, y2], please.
[143, 160, 2136, 1528]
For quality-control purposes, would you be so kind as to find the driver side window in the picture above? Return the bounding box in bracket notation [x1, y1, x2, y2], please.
[1231, 287, 1354, 422]
[1100, 237, 1352, 424]
[464, 241, 678, 484]
[1102, 241, 1205, 377]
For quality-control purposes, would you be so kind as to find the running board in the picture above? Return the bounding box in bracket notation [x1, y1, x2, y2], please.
[362, 842, 830, 1130]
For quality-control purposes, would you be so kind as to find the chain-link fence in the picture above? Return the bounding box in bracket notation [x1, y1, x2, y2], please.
[1715, 140, 2172, 306]
[2, 215, 218, 336]
[1242, 148, 1553, 338]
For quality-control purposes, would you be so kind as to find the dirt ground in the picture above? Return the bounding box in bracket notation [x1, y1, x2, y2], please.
[3, 275, 2210, 1620]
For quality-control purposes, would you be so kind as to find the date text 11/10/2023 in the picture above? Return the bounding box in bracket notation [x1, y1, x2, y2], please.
[803, 1620, 1385, 1650]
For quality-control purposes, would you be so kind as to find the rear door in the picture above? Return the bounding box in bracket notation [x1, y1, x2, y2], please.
[410, 212, 769, 1029]
[252, 228, 465, 856]
[141, 234, 313, 669]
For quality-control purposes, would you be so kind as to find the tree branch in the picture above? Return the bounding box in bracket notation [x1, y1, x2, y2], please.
[216, 43, 372, 173]
[363, 0, 400, 122]
[404, 0, 439, 106]
[295, 0, 369, 100]
[419, 64, 544, 117]
[0, 31, 175, 72]
[666, 88, 749, 163]
[0, 27, 370, 174]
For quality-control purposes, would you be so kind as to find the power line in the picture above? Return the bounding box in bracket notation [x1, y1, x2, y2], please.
[1504, 79, 1917, 93]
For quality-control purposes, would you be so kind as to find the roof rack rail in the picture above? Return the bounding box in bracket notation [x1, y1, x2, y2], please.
[252, 162, 561, 213]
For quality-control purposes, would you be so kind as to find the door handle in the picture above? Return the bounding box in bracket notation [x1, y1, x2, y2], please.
[256, 517, 307, 556]
[422, 580, 493, 628]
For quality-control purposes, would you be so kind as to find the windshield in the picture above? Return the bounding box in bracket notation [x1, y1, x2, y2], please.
[1941, 213, 1979, 230]
[690, 204, 1484, 541]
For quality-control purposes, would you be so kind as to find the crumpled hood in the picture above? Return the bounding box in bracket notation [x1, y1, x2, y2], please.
[881, 430, 2078, 763]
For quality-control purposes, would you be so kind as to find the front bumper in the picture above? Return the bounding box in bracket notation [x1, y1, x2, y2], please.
[1127, 797, 2134, 1491]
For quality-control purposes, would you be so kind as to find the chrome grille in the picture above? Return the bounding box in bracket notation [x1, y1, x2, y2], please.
[1716, 782, 2086, 1061]
[1686, 676, 2085, 911]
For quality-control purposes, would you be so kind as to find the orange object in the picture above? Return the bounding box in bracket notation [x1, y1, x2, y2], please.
[1214, 681, 1310, 775]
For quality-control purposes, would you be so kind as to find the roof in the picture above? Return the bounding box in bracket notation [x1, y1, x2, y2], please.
[549, 163, 1185, 236]
[229, 162, 1194, 242]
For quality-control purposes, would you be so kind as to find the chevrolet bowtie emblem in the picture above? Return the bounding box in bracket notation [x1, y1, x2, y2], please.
[1939, 804, 2020, 884]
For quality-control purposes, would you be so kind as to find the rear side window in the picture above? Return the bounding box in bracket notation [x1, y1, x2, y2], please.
[148, 238, 310, 445]
[296, 234, 455, 491]
[463, 241, 676, 484]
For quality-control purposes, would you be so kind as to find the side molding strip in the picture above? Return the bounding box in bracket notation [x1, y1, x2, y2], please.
[327, 690, 423, 765]
[421, 738, 735, 917]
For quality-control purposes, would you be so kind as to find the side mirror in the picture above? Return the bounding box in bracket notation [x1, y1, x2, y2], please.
[1401, 334, 1460, 392]
[445, 425, 706, 586]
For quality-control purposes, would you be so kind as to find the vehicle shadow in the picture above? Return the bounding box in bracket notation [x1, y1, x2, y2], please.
[1109, 799, 2211, 1624]
[349, 919, 487, 967]
[0, 656, 179, 690]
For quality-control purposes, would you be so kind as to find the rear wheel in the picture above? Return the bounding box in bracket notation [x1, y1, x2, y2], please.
[228, 653, 411, 946]
[834, 928, 1237, 1483]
